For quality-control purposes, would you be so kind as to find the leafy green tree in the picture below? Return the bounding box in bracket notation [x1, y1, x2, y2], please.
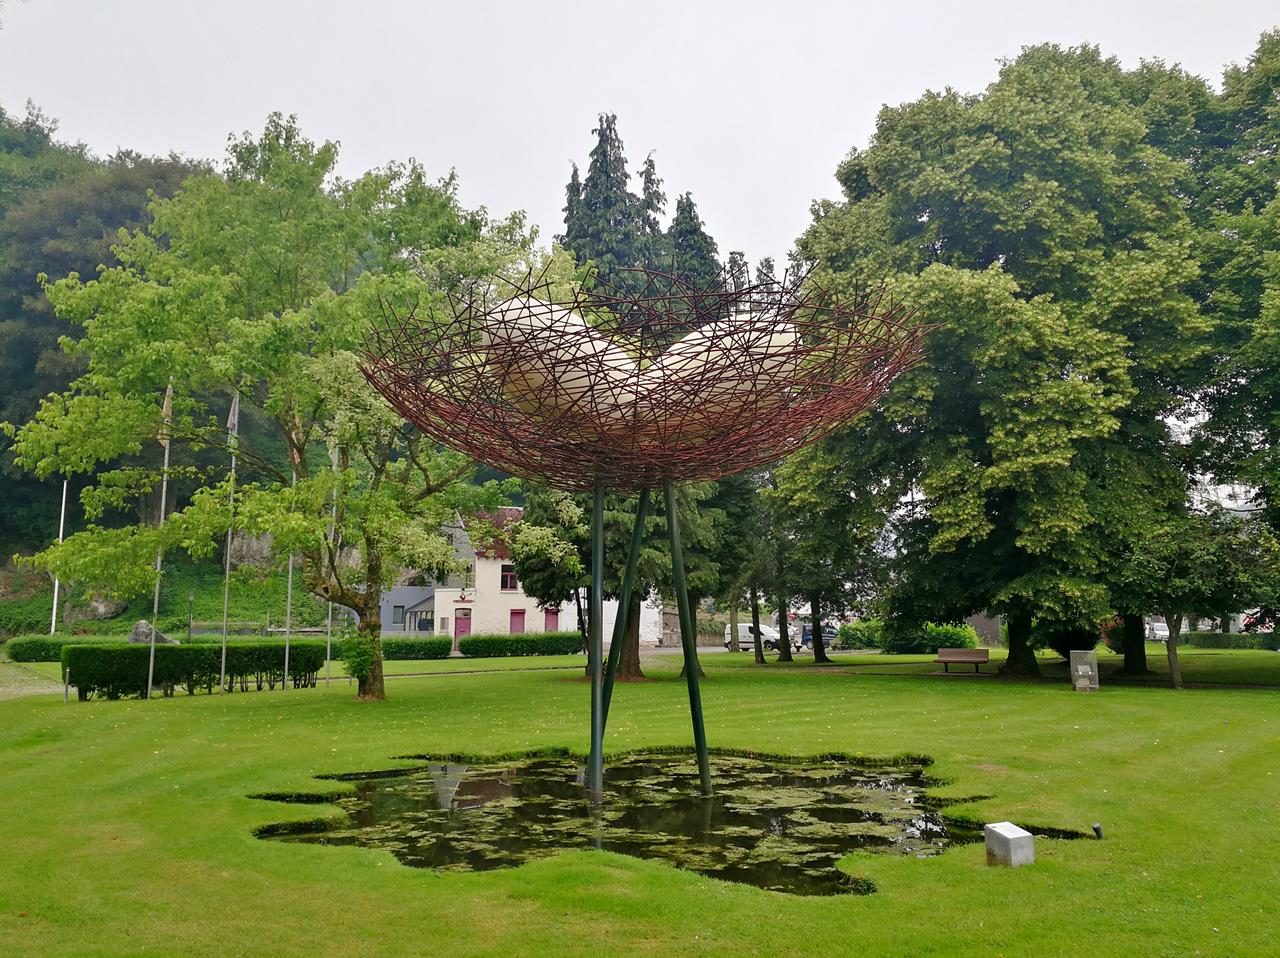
[8, 115, 532, 700]
[799, 44, 1210, 672]
[0, 148, 202, 550]
[1132, 507, 1280, 688]
[769, 429, 895, 663]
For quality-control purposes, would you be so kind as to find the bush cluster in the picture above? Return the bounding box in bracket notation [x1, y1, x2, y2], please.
[5, 633, 121, 662]
[0, 596, 53, 636]
[61, 641, 326, 700]
[881, 622, 979, 655]
[833, 620, 883, 650]
[1182, 631, 1280, 651]
[380, 636, 452, 660]
[457, 632, 583, 658]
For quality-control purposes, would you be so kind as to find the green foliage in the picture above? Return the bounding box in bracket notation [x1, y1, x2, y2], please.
[834, 620, 883, 650]
[8, 115, 533, 699]
[5, 633, 119, 662]
[1040, 627, 1101, 660]
[338, 628, 376, 680]
[60, 640, 325, 699]
[1182, 631, 1280, 652]
[881, 622, 978, 655]
[0, 594, 52, 635]
[379, 636, 452, 660]
[457, 632, 583, 658]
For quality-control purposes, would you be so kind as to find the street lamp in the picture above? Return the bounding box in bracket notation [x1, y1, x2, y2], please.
[187, 591, 195, 642]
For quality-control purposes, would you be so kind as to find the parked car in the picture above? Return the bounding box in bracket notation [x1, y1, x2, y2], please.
[1147, 620, 1169, 642]
[723, 622, 803, 653]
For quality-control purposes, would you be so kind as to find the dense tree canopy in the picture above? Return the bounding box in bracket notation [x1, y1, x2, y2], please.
[9, 115, 540, 699]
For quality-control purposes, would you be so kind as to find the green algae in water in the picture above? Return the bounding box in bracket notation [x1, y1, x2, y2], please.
[261, 753, 979, 895]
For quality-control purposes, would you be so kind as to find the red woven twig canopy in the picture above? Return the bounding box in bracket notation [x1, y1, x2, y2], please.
[362, 268, 927, 492]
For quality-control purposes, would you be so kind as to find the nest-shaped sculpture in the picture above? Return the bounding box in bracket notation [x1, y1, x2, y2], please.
[362, 268, 928, 492]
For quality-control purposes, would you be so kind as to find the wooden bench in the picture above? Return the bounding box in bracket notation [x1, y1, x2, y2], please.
[934, 648, 989, 673]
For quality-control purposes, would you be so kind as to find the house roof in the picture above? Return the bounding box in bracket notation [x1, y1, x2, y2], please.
[472, 506, 524, 560]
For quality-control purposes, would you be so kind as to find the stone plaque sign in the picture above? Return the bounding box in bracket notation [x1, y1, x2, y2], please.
[1070, 649, 1099, 691]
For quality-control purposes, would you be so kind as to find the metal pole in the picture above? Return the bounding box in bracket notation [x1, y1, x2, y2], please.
[325, 458, 338, 688]
[664, 480, 712, 796]
[146, 432, 172, 701]
[283, 470, 295, 690]
[219, 447, 236, 690]
[587, 481, 606, 798]
[602, 488, 650, 731]
[50, 477, 68, 634]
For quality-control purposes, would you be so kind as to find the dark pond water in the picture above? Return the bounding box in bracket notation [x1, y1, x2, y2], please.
[259, 752, 981, 895]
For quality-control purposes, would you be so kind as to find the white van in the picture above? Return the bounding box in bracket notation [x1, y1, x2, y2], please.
[723, 622, 800, 652]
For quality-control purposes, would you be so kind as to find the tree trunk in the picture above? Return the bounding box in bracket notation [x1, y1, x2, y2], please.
[574, 587, 588, 652]
[728, 602, 740, 653]
[678, 602, 705, 679]
[1164, 610, 1184, 690]
[809, 589, 832, 664]
[750, 586, 766, 665]
[356, 554, 386, 700]
[1120, 612, 1149, 675]
[776, 592, 793, 662]
[1003, 608, 1039, 676]
[616, 593, 645, 680]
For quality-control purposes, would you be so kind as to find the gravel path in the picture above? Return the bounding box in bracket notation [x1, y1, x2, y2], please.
[0, 660, 62, 699]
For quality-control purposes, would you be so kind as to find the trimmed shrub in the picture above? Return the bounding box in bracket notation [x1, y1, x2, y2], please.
[5, 633, 122, 662]
[881, 622, 979, 655]
[834, 620, 883, 650]
[1182, 631, 1280, 651]
[380, 636, 452, 660]
[61, 641, 326, 700]
[458, 631, 583, 658]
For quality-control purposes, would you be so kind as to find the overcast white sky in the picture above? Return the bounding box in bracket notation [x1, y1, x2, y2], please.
[1, 1, 1276, 265]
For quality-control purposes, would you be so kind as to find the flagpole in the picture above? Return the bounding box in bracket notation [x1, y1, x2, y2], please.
[49, 477, 68, 635]
[146, 382, 174, 701]
[219, 391, 239, 691]
[283, 470, 295, 691]
[325, 452, 338, 688]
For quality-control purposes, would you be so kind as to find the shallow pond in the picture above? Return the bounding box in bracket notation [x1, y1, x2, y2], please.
[259, 752, 981, 895]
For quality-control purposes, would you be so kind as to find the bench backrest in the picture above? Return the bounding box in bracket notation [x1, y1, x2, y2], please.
[936, 648, 989, 661]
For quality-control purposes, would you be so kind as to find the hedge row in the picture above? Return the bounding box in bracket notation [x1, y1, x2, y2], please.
[61, 641, 326, 700]
[457, 631, 583, 658]
[881, 622, 979, 655]
[1181, 630, 1280, 651]
[5, 633, 124, 662]
[380, 636, 452, 660]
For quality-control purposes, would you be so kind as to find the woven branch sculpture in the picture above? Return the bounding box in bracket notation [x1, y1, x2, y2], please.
[362, 266, 927, 798]
[363, 267, 926, 493]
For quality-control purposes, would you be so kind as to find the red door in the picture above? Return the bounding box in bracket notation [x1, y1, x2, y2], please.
[510, 609, 526, 634]
[454, 611, 472, 639]
[544, 608, 560, 631]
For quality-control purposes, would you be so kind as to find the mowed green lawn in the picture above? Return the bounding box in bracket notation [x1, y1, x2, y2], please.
[0, 650, 1277, 957]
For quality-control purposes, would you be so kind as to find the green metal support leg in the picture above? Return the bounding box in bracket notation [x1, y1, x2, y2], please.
[587, 482, 606, 798]
[602, 488, 650, 732]
[664, 480, 713, 796]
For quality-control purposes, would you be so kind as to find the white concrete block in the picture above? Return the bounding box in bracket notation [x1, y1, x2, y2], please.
[985, 821, 1034, 867]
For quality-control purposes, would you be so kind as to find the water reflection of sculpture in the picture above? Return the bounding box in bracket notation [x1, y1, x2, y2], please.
[363, 267, 927, 797]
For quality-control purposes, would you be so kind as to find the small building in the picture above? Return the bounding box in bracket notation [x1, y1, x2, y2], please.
[427, 507, 565, 645]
